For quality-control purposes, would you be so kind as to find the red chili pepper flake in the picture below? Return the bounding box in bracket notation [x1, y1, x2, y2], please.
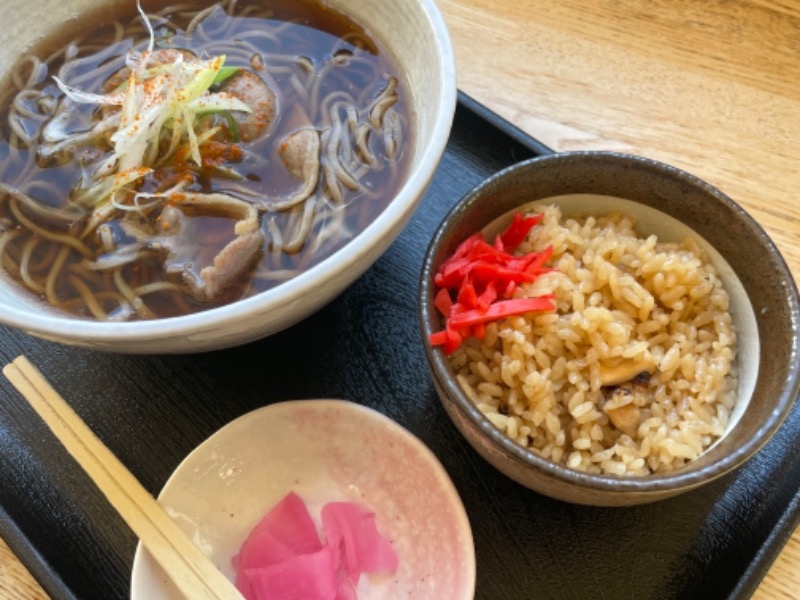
[430, 212, 557, 355]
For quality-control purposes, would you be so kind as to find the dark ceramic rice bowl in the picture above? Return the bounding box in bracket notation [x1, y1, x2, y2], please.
[419, 151, 800, 506]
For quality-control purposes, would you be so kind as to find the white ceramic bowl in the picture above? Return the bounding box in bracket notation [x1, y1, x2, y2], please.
[130, 400, 476, 599]
[0, 0, 456, 353]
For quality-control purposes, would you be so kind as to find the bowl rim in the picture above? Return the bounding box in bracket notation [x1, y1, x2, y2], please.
[0, 0, 458, 346]
[419, 150, 800, 493]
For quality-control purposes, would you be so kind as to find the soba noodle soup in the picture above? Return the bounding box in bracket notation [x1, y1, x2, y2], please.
[0, 0, 410, 320]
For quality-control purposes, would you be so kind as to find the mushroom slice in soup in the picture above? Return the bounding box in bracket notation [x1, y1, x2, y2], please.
[162, 193, 262, 301]
[269, 128, 321, 211]
[39, 103, 121, 168]
[185, 225, 263, 301]
[116, 192, 263, 301]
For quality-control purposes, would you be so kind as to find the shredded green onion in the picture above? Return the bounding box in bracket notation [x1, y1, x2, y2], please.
[213, 66, 240, 86]
[218, 111, 240, 142]
[50, 3, 252, 226]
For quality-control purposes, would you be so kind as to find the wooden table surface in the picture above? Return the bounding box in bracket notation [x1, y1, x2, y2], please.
[1, 0, 799, 598]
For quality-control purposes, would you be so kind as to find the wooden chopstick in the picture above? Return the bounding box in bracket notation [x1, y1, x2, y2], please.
[2, 356, 242, 600]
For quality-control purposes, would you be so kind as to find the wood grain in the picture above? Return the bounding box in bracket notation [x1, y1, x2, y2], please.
[1, 0, 799, 598]
[0, 538, 47, 600]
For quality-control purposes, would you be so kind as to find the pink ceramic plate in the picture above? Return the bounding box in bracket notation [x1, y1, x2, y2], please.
[130, 400, 475, 599]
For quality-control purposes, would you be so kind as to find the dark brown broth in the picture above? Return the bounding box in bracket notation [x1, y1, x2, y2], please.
[0, 0, 411, 319]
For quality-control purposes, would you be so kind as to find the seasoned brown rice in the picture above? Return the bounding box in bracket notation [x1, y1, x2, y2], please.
[450, 204, 738, 475]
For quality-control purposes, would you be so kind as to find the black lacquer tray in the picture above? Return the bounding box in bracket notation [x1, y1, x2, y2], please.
[1, 93, 798, 600]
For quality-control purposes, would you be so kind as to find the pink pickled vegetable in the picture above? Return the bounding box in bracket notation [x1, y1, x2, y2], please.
[233, 492, 324, 599]
[234, 492, 323, 569]
[322, 502, 399, 584]
[233, 493, 398, 600]
[241, 547, 338, 600]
